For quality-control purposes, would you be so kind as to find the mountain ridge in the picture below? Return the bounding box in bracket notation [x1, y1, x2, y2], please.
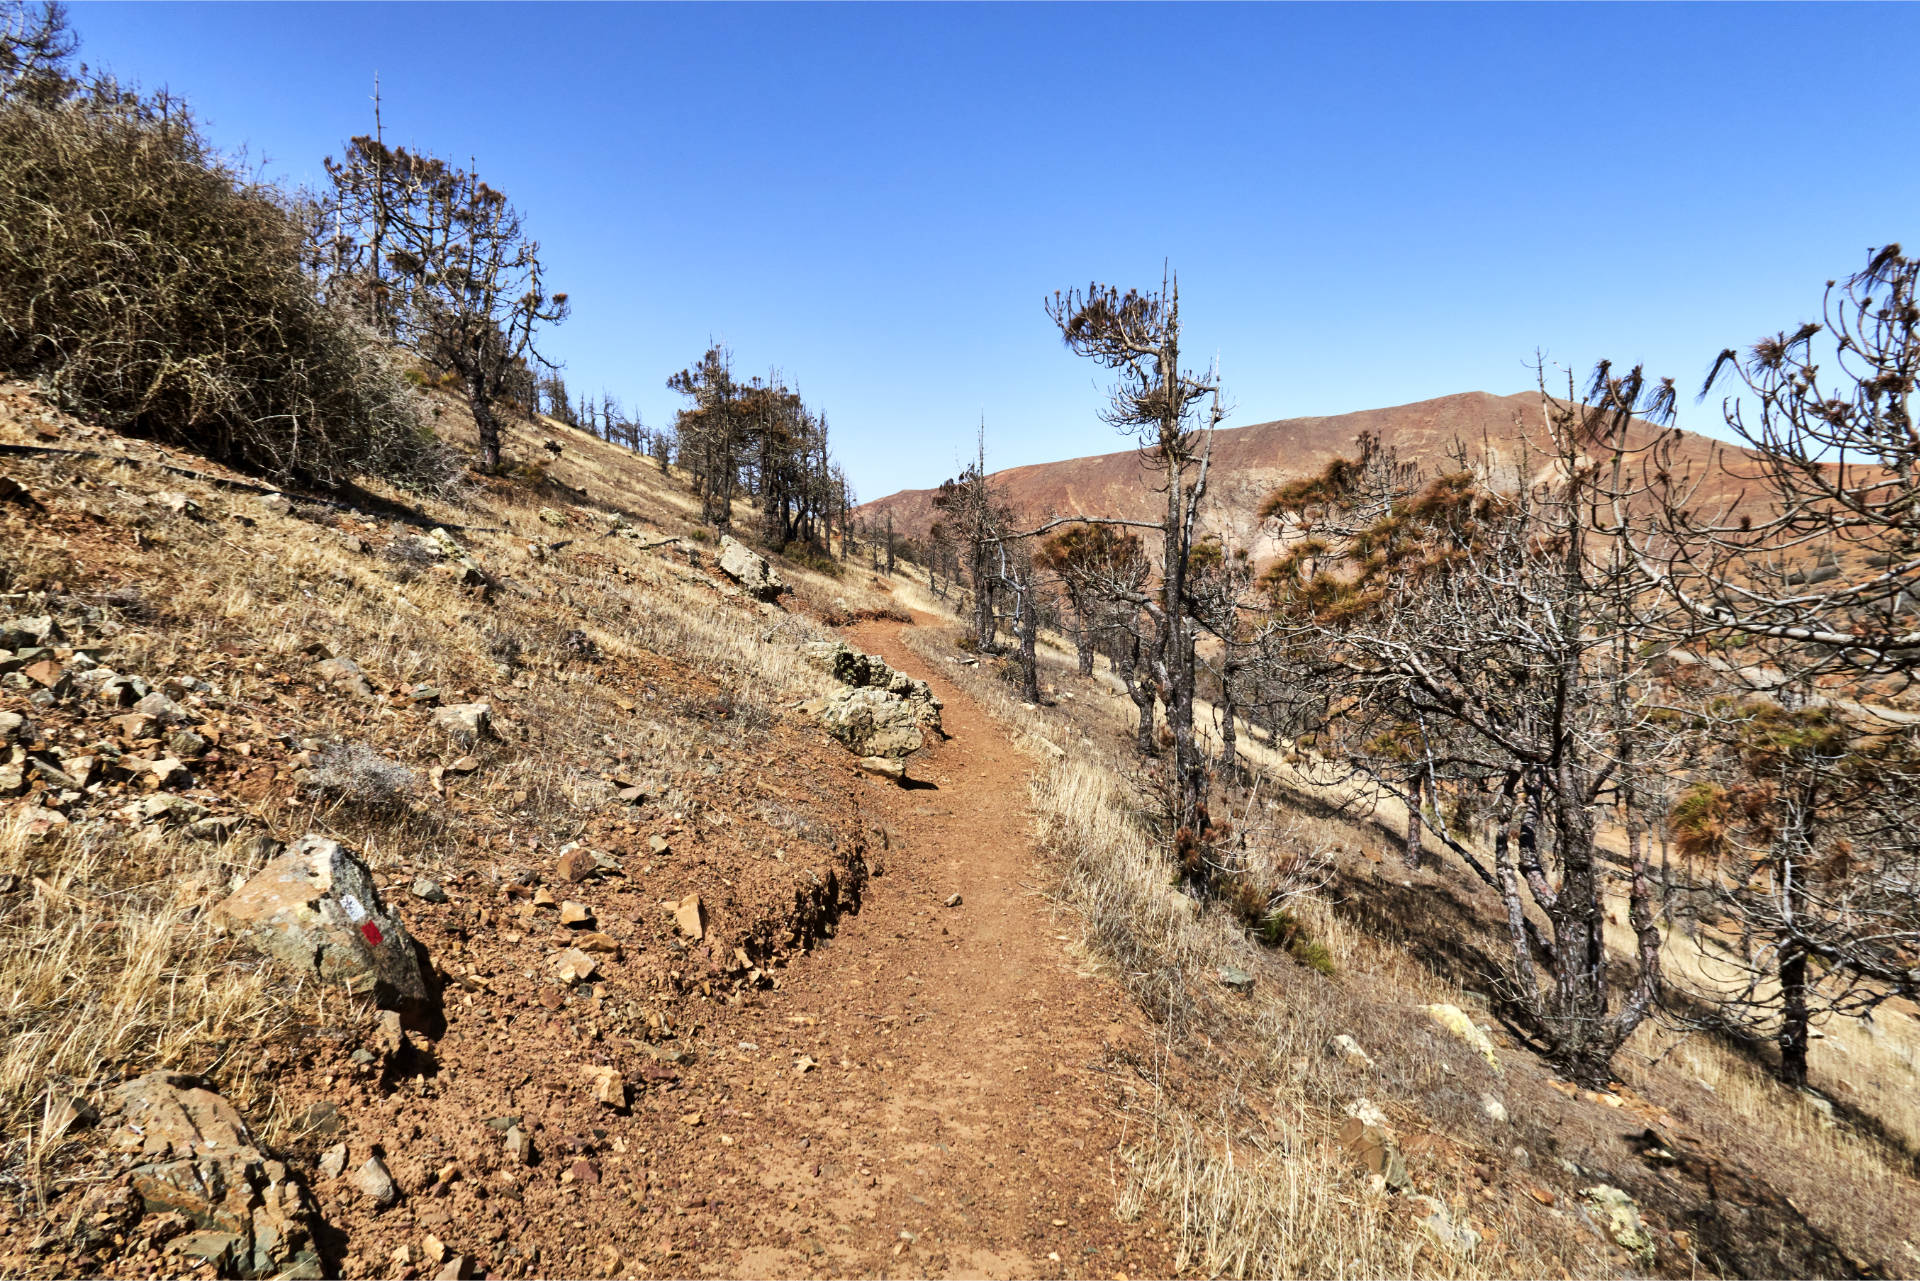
[859, 388, 1744, 559]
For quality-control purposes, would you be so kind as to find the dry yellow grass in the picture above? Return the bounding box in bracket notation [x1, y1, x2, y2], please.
[0, 386, 889, 1202]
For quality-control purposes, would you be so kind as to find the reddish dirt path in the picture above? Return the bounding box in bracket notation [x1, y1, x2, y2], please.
[705, 617, 1170, 1279]
[294, 617, 1174, 1280]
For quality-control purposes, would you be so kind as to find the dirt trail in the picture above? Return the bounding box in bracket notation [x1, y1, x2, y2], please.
[233, 614, 1172, 1280]
[707, 616, 1168, 1278]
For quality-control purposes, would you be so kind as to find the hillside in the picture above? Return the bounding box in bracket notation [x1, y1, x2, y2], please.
[2, 386, 1917, 1281]
[857, 390, 1747, 557]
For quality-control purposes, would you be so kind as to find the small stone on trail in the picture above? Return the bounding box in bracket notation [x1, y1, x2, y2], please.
[556, 847, 597, 883]
[538, 988, 566, 1010]
[447, 755, 480, 774]
[583, 1065, 626, 1109]
[434, 1256, 472, 1281]
[856, 755, 905, 780]
[1480, 1092, 1509, 1124]
[574, 930, 621, 955]
[1217, 964, 1255, 993]
[944, 893, 962, 908]
[616, 785, 646, 804]
[353, 1155, 399, 1208]
[503, 1126, 533, 1166]
[673, 894, 706, 940]
[532, 887, 557, 908]
[559, 900, 594, 927]
[648, 833, 671, 855]
[411, 877, 449, 904]
[553, 948, 598, 985]
[318, 1144, 348, 1180]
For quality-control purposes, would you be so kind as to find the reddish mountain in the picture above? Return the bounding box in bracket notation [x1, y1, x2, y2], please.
[858, 390, 1748, 561]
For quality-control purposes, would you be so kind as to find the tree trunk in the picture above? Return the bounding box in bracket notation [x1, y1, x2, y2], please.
[1018, 578, 1041, 703]
[1123, 636, 1156, 755]
[1779, 944, 1811, 1088]
[1220, 658, 1239, 783]
[1403, 771, 1425, 871]
[468, 377, 501, 472]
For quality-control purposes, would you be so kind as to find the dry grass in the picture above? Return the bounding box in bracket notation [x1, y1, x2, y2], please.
[0, 815, 348, 1193]
[0, 385, 877, 1212]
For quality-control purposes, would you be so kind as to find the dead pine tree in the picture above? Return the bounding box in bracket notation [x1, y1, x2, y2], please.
[1262, 371, 1685, 1085]
[325, 138, 568, 471]
[1043, 272, 1225, 843]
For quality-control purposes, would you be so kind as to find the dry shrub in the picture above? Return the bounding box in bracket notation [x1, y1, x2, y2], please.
[0, 75, 459, 490]
[302, 741, 416, 814]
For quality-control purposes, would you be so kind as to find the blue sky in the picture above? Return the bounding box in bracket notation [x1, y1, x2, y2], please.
[70, 2, 1919, 499]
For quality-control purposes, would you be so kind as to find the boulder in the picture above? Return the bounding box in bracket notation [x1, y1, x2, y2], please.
[819, 686, 923, 758]
[1338, 1115, 1410, 1191]
[311, 657, 375, 699]
[1326, 1034, 1375, 1070]
[1581, 1184, 1654, 1263]
[0, 614, 58, 649]
[1423, 1002, 1501, 1074]
[716, 535, 788, 601]
[211, 835, 430, 1016]
[433, 702, 493, 742]
[105, 1072, 323, 1278]
[798, 640, 942, 733]
[1411, 1194, 1481, 1255]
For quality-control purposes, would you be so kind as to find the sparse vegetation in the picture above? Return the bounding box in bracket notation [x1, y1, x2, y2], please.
[0, 6, 457, 490]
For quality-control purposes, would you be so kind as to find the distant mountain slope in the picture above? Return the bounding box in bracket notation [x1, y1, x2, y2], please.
[860, 390, 1747, 560]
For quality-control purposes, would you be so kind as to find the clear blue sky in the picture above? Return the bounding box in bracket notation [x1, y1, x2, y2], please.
[70, 2, 1919, 500]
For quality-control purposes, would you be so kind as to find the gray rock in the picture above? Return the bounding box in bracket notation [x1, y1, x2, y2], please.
[317, 1144, 349, 1180]
[133, 691, 194, 725]
[352, 1154, 399, 1208]
[107, 1072, 323, 1278]
[211, 835, 430, 1016]
[257, 493, 294, 517]
[1217, 964, 1255, 993]
[1412, 1194, 1481, 1255]
[819, 686, 923, 758]
[168, 728, 211, 758]
[411, 877, 449, 904]
[311, 657, 375, 699]
[716, 535, 788, 601]
[0, 614, 58, 649]
[1581, 1184, 1654, 1262]
[0, 709, 26, 742]
[1326, 1034, 1375, 1070]
[433, 702, 493, 742]
[798, 640, 942, 733]
[1479, 1092, 1509, 1124]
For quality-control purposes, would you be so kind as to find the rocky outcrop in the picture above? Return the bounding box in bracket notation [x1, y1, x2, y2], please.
[98, 1073, 323, 1278]
[212, 835, 431, 1017]
[716, 535, 788, 601]
[819, 686, 924, 758]
[798, 640, 941, 734]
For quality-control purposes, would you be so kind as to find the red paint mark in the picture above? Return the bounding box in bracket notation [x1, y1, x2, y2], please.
[359, 922, 384, 947]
